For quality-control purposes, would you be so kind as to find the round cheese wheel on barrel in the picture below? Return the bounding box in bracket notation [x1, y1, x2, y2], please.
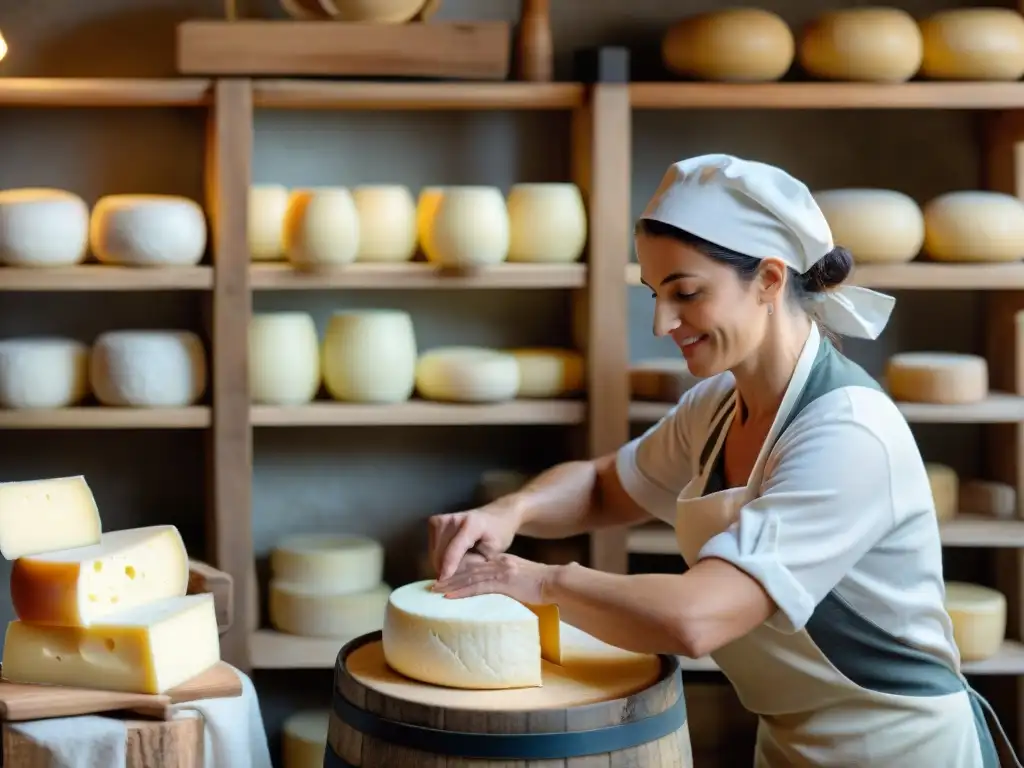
[923, 191, 1024, 263]
[885, 352, 988, 405]
[249, 185, 288, 262]
[249, 312, 321, 405]
[506, 184, 587, 264]
[920, 9, 1024, 81]
[282, 710, 330, 768]
[944, 582, 1006, 661]
[925, 463, 958, 523]
[415, 347, 519, 403]
[0, 338, 89, 409]
[269, 581, 390, 638]
[799, 8, 922, 82]
[271, 534, 385, 592]
[424, 186, 509, 268]
[662, 9, 795, 82]
[353, 185, 417, 263]
[90, 195, 207, 267]
[90, 330, 206, 408]
[284, 187, 360, 268]
[509, 348, 584, 398]
[814, 189, 924, 264]
[322, 310, 417, 403]
[0, 188, 89, 267]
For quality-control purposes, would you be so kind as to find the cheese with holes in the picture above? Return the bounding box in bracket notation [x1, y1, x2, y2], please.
[506, 184, 587, 264]
[0, 337, 90, 409]
[944, 582, 1006, 661]
[269, 581, 390, 638]
[425, 186, 509, 268]
[1, 593, 219, 694]
[10, 525, 188, 626]
[283, 710, 330, 768]
[416, 347, 519, 403]
[271, 534, 384, 593]
[284, 187, 360, 268]
[0, 188, 89, 267]
[353, 185, 417, 263]
[923, 191, 1024, 263]
[630, 358, 701, 402]
[322, 310, 417, 403]
[510, 348, 585, 398]
[813, 189, 924, 264]
[90, 195, 207, 267]
[249, 184, 289, 261]
[0, 476, 101, 560]
[799, 8, 922, 83]
[249, 312, 321, 405]
[925, 463, 958, 523]
[920, 9, 1024, 81]
[885, 353, 988, 405]
[90, 330, 207, 408]
[959, 480, 1016, 520]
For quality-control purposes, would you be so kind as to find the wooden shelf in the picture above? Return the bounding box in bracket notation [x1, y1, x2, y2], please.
[0, 265, 213, 291]
[251, 262, 586, 290]
[0, 78, 213, 107]
[252, 400, 586, 427]
[250, 629, 348, 669]
[0, 407, 211, 429]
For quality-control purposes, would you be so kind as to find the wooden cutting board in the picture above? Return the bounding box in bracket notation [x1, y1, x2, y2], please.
[0, 662, 241, 722]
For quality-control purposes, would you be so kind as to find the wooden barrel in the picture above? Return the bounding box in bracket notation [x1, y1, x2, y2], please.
[325, 630, 692, 766]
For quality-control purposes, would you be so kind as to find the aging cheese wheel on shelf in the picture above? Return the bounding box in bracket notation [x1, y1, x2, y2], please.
[509, 348, 584, 398]
[506, 183, 587, 264]
[0, 188, 89, 267]
[0, 475, 101, 560]
[415, 347, 520, 403]
[662, 9, 795, 82]
[284, 187, 360, 268]
[90, 330, 207, 408]
[798, 8, 922, 83]
[249, 312, 321, 405]
[959, 480, 1017, 520]
[922, 191, 1024, 263]
[885, 352, 988, 405]
[415, 186, 445, 257]
[813, 189, 924, 264]
[90, 194, 207, 267]
[271, 534, 385, 593]
[353, 185, 417, 263]
[944, 581, 1006, 662]
[322, 310, 417, 403]
[248, 184, 289, 262]
[319, 0, 426, 23]
[629, 358, 700, 402]
[0, 337, 89, 409]
[269, 581, 390, 638]
[925, 463, 958, 523]
[920, 9, 1024, 81]
[282, 710, 330, 768]
[424, 186, 509, 268]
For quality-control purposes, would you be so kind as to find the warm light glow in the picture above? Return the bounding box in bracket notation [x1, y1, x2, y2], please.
[0, 30, 8, 63]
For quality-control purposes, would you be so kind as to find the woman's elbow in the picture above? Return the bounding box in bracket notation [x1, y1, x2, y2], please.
[659, 613, 710, 658]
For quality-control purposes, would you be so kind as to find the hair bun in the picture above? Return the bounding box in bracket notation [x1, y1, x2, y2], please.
[803, 246, 853, 292]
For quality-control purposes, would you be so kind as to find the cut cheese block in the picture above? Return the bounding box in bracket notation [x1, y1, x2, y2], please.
[0, 188, 89, 267]
[10, 525, 189, 626]
[920, 9, 1024, 81]
[90, 194, 207, 267]
[944, 581, 1006, 662]
[271, 534, 385, 593]
[0, 337, 90, 409]
[90, 330, 207, 408]
[506, 184, 587, 264]
[1, 593, 220, 695]
[798, 8, 922, 83]
[509, 348, 585, 398]
[925, 463, 958, 523]
[284, 187, 360, 268]
[415, 347, 520, 403]
[813, 189, 924, 264]
[269, 581, 390, 638]
[249, 184, 289, 261]
[282, 709, 330, 768]
[415, 186, 445, 257]
[629, 358, 700, 402]
[425, 186, 509, 268]
[353, 185, 417, 263]
[885, 352, 988, 405]
[923, 191, 1024, 263]
[249, 312, 321, 405]
[322, 310, 417, 403]
[959, 480, 1017, 520]
[0, 476, 101, 560]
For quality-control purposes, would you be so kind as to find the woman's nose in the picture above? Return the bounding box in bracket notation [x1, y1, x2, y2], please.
[652, 301, 681, 338]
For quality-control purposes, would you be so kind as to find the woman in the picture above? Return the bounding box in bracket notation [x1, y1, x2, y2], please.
[428, 155, 1018, 767]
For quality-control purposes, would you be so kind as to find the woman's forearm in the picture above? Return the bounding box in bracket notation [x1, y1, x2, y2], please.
[510, 460, 608, 539]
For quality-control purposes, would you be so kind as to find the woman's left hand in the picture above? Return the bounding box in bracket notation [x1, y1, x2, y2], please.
[432, 552, 555, 605]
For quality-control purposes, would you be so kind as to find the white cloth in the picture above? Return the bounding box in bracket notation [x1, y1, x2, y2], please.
[7, 715, 126, 768]
[639, 153, 896, 340]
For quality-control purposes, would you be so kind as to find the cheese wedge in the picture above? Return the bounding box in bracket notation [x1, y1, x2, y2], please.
[0, 475, 101, 559]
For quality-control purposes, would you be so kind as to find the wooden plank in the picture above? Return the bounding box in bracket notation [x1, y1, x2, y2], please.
[187, 560, 234, 634]
[0, 79, 211, 107]
[251, 262, 585, 289]
[0, 407, 210, 430]
[251, 400, 586, 427]
[0, 265, 212, 291]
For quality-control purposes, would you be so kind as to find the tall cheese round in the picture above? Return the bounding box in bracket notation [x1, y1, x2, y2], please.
[353, 185, 417, 263]
[249, 312, 321, 405]
[90, 195, 207, 267]
[798, 8, 922, 82]
[415, 186, 445, 257]
[90, 330, 207, 408]
[284, 188, 360, 268]
[415, 347, 519, 403]
[248, 184, 289, 262]
[282, 710, 330, 768]
[885, 352, 988, 405]
[814, 189, 924, 264]
[662, 9, 795, 82]
[925, 463, 958, 523]
[0, 338, 89, 409]
[506, 184, 587, 263]
[945, 582, 1006, 661]
[322, 311, 417, 403]
[923, 191, 1024, 263]
[425, 187, 509, 268]
[271, 533, 385, 591]
[920, 9, 1024, 81]
[0, 188, 89, 267]
[509, 348, 585, 398]
[270, 582, 390, 638]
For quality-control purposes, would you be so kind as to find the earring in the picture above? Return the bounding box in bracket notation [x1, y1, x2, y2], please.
[767, 303, 774, 316]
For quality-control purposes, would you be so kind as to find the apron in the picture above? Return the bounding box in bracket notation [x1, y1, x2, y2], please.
[673, 323, 1017, 767]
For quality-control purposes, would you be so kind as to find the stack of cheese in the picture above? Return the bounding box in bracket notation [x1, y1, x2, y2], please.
[0, 475, 220, 694]
[924, 465, 1018, 523]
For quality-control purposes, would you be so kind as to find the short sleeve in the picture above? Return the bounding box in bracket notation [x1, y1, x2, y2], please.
[697, 407, 897, 634]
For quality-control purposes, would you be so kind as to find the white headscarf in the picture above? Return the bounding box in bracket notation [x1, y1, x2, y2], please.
[639, 154, 895, 340]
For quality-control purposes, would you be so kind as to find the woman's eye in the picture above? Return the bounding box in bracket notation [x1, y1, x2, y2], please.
[675, 291, 698, 301]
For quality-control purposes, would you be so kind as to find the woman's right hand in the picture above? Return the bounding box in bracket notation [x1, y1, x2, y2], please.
[428, 501, 522, 581]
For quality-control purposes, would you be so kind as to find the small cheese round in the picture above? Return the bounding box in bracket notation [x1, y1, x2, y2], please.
[248, 184, 289, 262]
[0, 338, 90, 409]
[0, 188, 89, 267]
[270, 581, 390, 638]
[922, 191, 1024, 263]
[798, 8, 922, 83]
[662, 9, 795, 82]
[284, 187, 360, 268]
[424, 186, 509, 268]
[416, 186, 445, 257]
[322, 310, 417, 403]
[415, 347, 520, 403]
[814, 189, 924, 264]
[506, 183, 587, 264]
[89, 330, 207, 408]
[920, 9, 1024, 81]
[509, 348, 585, 398]
[270, 534, 385, 592]
[944, 582, 1006, 662]
[885, 352, 988, 405]
[629, 358, 701, 402]
[959, 480, 1017, 520]
[249, 312, 321, 405]
[353, 185, 417, 263]
[925, 463, 958, 523]
[282, 710, 330, 768]
[90, 195, 207, 267]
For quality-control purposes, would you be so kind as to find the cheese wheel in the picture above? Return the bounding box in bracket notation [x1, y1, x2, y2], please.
[0, 476, 102, 560]
[0, 338, 90, 409]
[249, 312, 321, 405]
[282, 710, 330, 768]
[269, 581, 390, 638]
[944, 582, 1006, 662]
[270, 534, 384, 592]
[925, 463, 958, 523]
[248, 184, 288, 262]
[322, 310, 417, 403]
[90, 330, 207, 408]
[319, 0, 426, 23]
[280, 0, 330, 19]
[0, 188, 89, 267]
[922, 191, 1024, 263]
[920, 9, 1024, 81]
[813, 189, 924, 264]
[415, 347, 520, 403]
[629, 358, 701, 402]
[885, 352, 987, 405]
[799, 8, 922, 83]
[662, 9, 795, 82]
[424, 187, 509, 268]
[415, 186, 445, 257]
[353, 185, 417, 263]
[506, 184, 587, 264]
[478, 469, 531, 505]
[959, 480, 1017, 520]
[90, 195, 207, 267]
[284, 187, 360, 268]
[509, 348, 585, 398]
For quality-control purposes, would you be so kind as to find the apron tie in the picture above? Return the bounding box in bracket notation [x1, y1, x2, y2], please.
[968, 683, 1023, 767]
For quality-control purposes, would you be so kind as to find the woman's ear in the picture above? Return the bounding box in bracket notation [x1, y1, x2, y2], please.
[756, 257, 788, 304]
